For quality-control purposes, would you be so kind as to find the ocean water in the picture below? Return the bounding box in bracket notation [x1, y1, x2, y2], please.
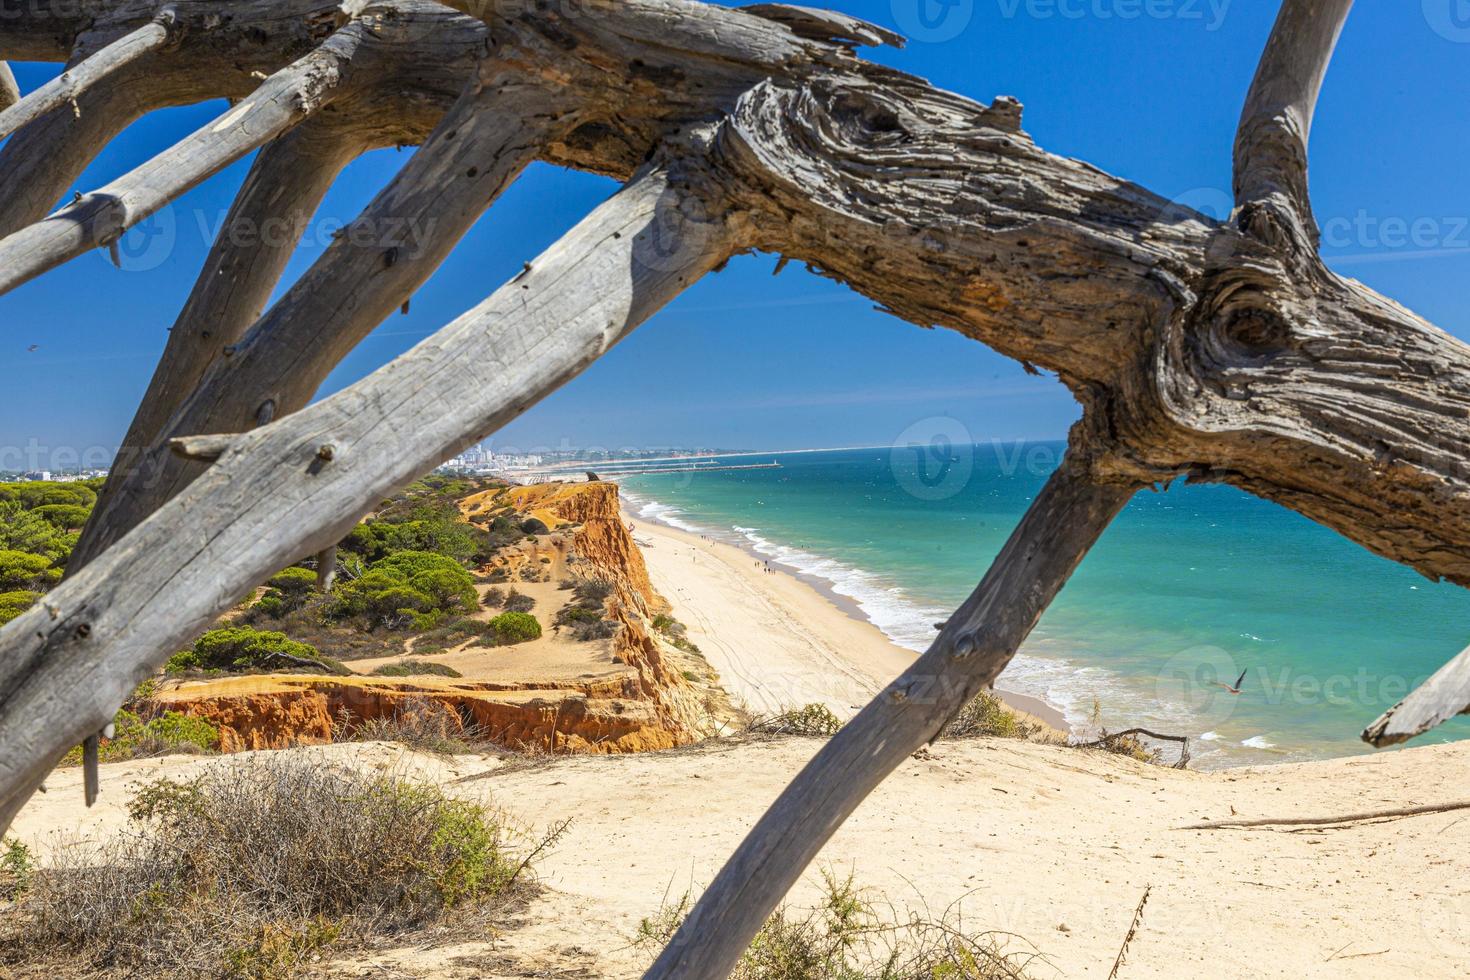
[616, 444, 1470, 768]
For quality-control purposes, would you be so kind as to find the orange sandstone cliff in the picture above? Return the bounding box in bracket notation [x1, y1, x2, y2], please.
[150, 482, 724, 755]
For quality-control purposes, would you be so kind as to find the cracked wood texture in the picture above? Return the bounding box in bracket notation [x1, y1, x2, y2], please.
[3, 0, 1470, 974]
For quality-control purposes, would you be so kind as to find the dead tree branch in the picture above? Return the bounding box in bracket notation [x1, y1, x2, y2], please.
[0, 158, 737, 831]
[1180, 799, 1470, 831]
[1362, 641, 1470, 747]
[0, 22, 371, 294]
[0, 62, 17, 111]
[0, 13, 177, 142]
[72, 58, 581, 568]
[646, 450, 1138, 978]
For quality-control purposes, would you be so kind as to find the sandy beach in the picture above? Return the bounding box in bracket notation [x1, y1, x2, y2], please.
[626, 508, 1068, 732]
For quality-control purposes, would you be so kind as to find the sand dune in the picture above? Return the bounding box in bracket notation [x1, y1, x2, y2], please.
[16, 737, 1470, 977]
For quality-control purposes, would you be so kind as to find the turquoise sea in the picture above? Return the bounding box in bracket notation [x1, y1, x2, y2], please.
[616, 444, 1470, 768]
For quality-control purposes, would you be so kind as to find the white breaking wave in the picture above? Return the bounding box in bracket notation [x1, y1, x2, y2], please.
[626, 490, 1260, 768]
[730, 525, 952, 653]
[626, 494, 706, 535]
[1241, 735, 1276, 749]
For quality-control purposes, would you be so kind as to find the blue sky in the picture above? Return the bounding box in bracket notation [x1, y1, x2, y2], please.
[2, 1, 1468, 464]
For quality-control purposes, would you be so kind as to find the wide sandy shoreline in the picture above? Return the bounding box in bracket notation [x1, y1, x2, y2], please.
[625, 505, 1070, 733]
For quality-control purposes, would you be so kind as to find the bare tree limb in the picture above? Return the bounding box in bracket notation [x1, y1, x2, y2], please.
[1233, 0, 1354, 237]
[0, 64, 169, 236]
[0, 14, 177, 142]
[0, 158, 737, 831]
[98, 121, 365, 500]
[71, 59, 580, 568]
[0, 21, 373, 295]
[645, 447, 1138, 979]
[0, 62, 18, 111]
[1180, 799, 1470, 830]
[1362, 641, 1470, 747]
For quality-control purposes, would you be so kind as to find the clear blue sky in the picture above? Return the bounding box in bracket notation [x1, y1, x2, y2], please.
[2, 2, 1468, 463]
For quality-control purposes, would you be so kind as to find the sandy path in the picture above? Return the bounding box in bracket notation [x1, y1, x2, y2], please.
[628, 512, 1066, 730]
[18, 738, 1470, 978]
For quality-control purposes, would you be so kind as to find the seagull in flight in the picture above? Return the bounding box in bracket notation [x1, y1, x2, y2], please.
[1213, 669, 1248, 695]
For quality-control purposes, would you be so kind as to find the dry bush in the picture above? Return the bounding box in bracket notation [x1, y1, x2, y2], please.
[338, 698, 490, 755]
[635, 871, 1038, 979]
[940, 691, 1038, 741]
[1, 754, 561, 978]
[744, 703, 844, 738]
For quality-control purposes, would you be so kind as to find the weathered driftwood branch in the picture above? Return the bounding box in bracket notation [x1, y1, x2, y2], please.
[0, 159, 737, 830]
[72, 58, 580, 568]
[0, 68, 167, 236]
[95, 121, 365, 518]
[0, 62, 17, 111]
[1083, 728, 1191, 769]
[1180, 798, 1470, 831]
[1233, 0, 1353, 236]
[0, 14, 177, 142]
[167, 434, 238, 462]
[1362, 642, 1470, 747]
[0, 21, 372, 296]
[646, 449, 1138, 979]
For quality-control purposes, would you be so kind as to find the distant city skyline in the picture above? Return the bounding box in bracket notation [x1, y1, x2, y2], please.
[2, 3, 1466, 463]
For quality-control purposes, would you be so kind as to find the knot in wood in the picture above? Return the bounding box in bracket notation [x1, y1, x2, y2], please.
[950, 633, 976, 661]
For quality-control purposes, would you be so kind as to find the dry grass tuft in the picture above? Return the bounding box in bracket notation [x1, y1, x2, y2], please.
[635, 870, 1040, 979]
[1, 754, 563, 978]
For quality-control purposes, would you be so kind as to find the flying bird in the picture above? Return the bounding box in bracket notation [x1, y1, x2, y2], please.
[1213, 669, 1248, 695]
[26, 344, 38, 352]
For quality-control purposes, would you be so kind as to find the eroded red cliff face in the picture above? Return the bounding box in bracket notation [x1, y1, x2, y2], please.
[151, 481, 714, 755]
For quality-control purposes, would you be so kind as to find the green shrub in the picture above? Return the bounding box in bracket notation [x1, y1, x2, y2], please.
[3, 756, 556, 977]
[168, 626, 346, 676]
[61, 709, 220, 766]
[486, 611, 541, 645]
[30, 503, 91, 530]
[0, 500, 77, 561]
[0, 589, 38, 626]
[0, 549, 57, 590]
[331, 552, 476, 630]
[0, 838, 33, 899]
[370, 659, 463, 678]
